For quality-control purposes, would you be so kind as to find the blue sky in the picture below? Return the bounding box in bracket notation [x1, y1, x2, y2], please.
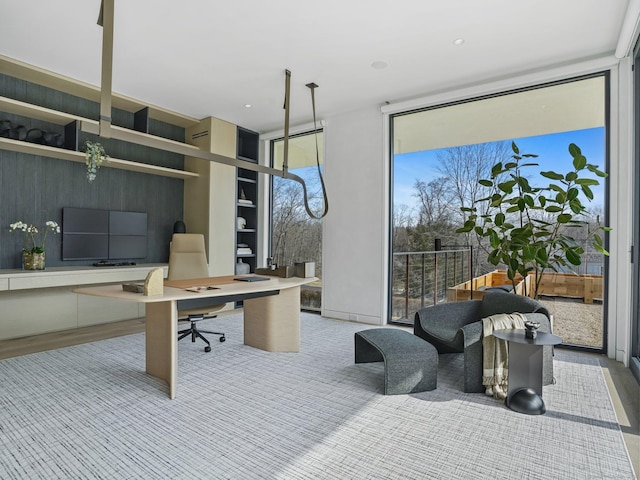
[393, 127, 606, 212]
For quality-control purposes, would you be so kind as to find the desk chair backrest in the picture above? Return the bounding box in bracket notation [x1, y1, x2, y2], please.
[168, 233, 210, 280]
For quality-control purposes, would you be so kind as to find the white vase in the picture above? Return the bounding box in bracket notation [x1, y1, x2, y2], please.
[235, 259, 250, 275]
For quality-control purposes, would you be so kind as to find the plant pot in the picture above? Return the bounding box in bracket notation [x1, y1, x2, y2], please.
[23, 252, 45, 270]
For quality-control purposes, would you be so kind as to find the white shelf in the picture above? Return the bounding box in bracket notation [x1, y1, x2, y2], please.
[0, 137, 199, 180]
[0, 96, 204, 180]
[0, 54, 199, 128]
[0, 264, 168, 291]
[0, 95, 202, 180]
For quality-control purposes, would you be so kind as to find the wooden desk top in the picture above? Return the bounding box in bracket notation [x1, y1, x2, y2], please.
[74, 275, 316, 304]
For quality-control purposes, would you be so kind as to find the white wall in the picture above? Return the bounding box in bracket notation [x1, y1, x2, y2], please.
[321, 106, 387, 324]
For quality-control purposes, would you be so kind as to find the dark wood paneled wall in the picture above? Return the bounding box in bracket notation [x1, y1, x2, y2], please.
[0, 74, 185, 268]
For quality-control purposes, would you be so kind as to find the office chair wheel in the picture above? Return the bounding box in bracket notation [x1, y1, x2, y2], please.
[220, 336, 226, 342]
[204, 345, 212, 352]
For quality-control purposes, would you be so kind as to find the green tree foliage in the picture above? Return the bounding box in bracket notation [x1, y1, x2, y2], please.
[457, 142, 609, 298]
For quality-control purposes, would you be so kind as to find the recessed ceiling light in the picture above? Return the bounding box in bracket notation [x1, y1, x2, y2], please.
[371, 61, 388, 70]
[453, 38, 465, 46]
[244, 104, 252, 108]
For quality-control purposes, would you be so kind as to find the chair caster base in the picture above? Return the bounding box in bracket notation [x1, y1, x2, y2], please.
[204, 346, 212, 352]
[220, 336, 226, 342]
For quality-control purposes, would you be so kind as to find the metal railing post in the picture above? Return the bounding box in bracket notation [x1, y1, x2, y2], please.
[421, 253, 425, 309]
[404, 254, 410, 320]
[469, 246, 473, 300]
[433, 251, 438, 305]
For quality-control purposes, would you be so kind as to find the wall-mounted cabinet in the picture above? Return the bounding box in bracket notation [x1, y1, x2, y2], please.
[235, 127, 260, 274]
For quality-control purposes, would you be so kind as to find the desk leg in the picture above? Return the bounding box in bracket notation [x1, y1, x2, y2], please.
[506, 342, 545, 415]
[243, 285, 300, 352]
[145, 301, 178, 399]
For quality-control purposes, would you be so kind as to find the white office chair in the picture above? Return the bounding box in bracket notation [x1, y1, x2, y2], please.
[168, 233, 226, 352]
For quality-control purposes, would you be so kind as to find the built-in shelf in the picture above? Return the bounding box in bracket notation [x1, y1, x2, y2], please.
[237, 126, 260, 162]
[0, 95, 199, 180]
[238, 176, 257, 184]
[0, 137, 199, 180]
[0, 54, 199, 128]
[0, 264, 168, 291]
[235, 126, 259, 277]
[0, 95, 80, 126]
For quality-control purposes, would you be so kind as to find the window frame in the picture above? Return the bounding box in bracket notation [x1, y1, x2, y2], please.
[388, 72, 611, 353]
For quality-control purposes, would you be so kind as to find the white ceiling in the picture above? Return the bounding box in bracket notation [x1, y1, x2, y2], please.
[0, 0, 632, 134]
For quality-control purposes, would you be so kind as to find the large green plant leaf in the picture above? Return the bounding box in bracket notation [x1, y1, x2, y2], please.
[458, 140, 609, 299]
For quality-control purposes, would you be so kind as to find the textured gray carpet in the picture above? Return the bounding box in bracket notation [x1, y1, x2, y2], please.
[0, 313, 635, 479]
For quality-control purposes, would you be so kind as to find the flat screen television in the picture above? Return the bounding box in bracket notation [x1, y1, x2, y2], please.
[108, 211, 148, 259]
[62, 208, 109, 260]
[62, 208, 148, 260]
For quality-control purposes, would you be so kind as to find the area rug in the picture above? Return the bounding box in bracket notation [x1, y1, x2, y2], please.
[0, 313, 635, 479]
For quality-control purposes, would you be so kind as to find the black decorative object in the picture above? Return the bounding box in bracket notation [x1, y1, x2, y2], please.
[524, 320, 540, 339]
[0, 119, 64, 147]
[506, 388, 546, 415]
[173, 220, 186, 234]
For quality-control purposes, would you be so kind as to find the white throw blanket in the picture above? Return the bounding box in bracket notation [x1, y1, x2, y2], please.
[481, 312, 527, 400]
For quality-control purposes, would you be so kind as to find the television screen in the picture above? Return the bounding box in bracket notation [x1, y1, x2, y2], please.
[63, 207, 109, 234]
[109, 211, 147, 236]
[109, 235, 147, 259]
[62, 208, 148, 261]
[108, 211, 148, 259]
[62, 208, 109, 260]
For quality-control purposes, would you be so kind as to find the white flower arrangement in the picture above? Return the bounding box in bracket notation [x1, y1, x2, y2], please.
[9, 220, 60, 254]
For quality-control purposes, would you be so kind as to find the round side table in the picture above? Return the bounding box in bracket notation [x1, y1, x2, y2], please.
[493, 329, 562, 415]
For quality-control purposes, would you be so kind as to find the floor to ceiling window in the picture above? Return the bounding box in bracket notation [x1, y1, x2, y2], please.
[270, 130, 324, 311]
[390, 75, 609, 352]
[632, 45, 640, 382]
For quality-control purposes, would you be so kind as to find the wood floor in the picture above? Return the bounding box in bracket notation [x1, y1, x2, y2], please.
[0, 318, 145, 360]
[0, 319, 637, 476]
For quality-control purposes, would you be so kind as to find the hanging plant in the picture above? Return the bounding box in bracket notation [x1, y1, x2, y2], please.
[84, 140, 109, 182]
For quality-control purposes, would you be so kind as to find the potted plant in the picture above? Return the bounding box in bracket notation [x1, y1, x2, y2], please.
[457, 142, 609, 299]
[9, 220, 60, 270]
[84, 140, 109, 182]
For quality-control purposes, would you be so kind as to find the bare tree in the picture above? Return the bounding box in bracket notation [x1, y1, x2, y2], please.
[413, 177, 455, 226]
[271, 177, 323, 274]
[435, 141, 512, 275]
[392, 203, 413, 253]
[437, 141, 511, 214]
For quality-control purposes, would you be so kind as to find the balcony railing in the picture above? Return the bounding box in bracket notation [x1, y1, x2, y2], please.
[391, 247, 471, 324]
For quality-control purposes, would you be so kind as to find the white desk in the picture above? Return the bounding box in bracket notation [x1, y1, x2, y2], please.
[74, 275, 315, 399]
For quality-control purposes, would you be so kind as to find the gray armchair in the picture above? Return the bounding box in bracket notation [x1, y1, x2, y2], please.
[414, 292, 554, 393]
